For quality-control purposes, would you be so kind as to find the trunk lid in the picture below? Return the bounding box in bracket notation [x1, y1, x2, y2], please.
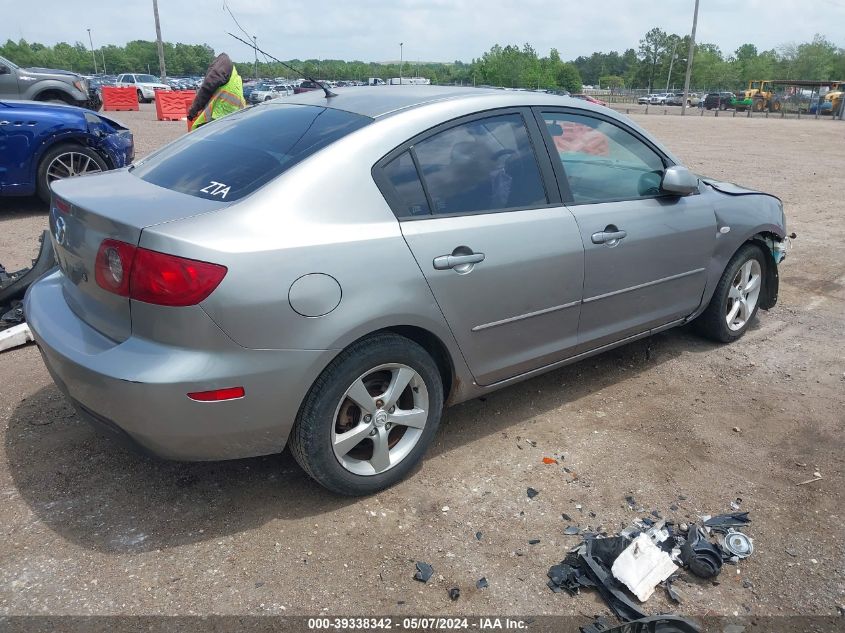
[49, 170, 227, 342]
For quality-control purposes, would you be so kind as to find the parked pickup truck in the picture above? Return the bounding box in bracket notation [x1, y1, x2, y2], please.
[0, 55, 101, 110]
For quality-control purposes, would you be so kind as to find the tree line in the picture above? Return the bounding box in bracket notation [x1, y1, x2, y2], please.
[2, 29, 843, 93]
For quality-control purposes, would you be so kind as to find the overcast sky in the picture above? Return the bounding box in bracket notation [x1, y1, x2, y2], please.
[5, 0, 844, 62]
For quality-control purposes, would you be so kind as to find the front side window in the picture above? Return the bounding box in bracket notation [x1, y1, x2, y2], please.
[542, 112, 666, 204]
[124, 75, 135, 84]
[412, 113, 547, 215]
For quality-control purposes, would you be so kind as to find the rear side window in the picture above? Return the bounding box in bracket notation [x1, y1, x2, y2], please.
[412, 113, 547, 215]
[382, 151, 431, 217]
[131, 104, 372, 201]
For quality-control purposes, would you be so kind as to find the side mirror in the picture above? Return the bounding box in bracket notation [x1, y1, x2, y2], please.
[661, 165, 699, 196]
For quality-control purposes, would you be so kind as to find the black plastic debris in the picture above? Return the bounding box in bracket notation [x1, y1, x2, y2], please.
[664, 577, 681, 603]
[564, 526, 581, 535]
[527, 487, 540, 499]
[476, 577, 488, 589]
[581, 615, 700, 633]
[681, 528, 723, 579]
[703, 512, 751, 533]
[448, 586, 460, 601]
[0, 231, 55, 309]
[475, 531, 482, 541]
[528, 539, 541, 545]
[1, 301, 24, 327]
[413, 561, 433, 583]
[562, 512, 573, 521]
[625, 496, 637, 508]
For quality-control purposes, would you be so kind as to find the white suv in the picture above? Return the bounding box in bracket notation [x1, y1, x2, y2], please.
[115, 73, 171, 103]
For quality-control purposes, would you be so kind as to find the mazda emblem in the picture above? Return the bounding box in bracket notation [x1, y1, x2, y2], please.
[54, 215, 67, 245]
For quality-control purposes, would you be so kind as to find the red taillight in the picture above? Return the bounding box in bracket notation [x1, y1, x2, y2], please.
[54, 197, 71, 214]
[95, 239, 136, 297]
[130, 248, 227, 307]
[187, 387, 245, 402]
[94, 239, 227, 306]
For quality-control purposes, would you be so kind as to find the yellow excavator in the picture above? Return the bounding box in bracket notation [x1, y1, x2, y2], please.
[821, 82, 844, 116]
[743, 80, 783, 112]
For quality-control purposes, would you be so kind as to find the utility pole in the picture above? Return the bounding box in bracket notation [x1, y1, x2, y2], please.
[101, 49, 107, 74]
[253, 35, 258, 79]
[87, 29, 98, 74]
[681, 0, 700, 116]
[152, 0, 167, 82]
[665, 39, 679, 92]
[399, 42, 403, 83]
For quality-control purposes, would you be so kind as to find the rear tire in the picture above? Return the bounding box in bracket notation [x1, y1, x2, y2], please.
[36, 143, 108, 204]
[696, 243, 766, 343]
[289, 333, 444, 496]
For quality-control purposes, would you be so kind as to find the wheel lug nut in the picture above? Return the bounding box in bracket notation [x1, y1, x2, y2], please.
[364, 415, 372, 422]
[369, 429, 377, 436]
[389, 406, 395, 413]
[376, 400, 384, 408]
[385, 423, 392, 430]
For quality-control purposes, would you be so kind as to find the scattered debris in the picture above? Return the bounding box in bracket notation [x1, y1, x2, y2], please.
[664, 577, 681, 603]
[0, 231, 55, 352]
[733, 426, 741, 433]
[543, 457, 559, 464]
[475, 531, 482, 541]
[797, 476, 823, 486]
[721, 529, 754, 559]
[611, 534, 679, 602]
[564, 526, 581, 535]
[681, 527, 723, 579]
[448, 587, 460, 601]
[562, 513, 573, 521]
[730, 498, 742, 511]
[476, 577, 488, 590]
[548, 506, 751, 629]
[527, 487, 539, 499]
[413, 561, 433, 583]
[703, 512, 751, 532]
[441, 506, 450, 513]
[581, 615, 700, 633]
[0, 323, 34, 353]
[528, 539, 541, 545]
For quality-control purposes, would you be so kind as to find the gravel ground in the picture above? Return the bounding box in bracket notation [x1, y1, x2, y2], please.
[0, 104, 843, 621]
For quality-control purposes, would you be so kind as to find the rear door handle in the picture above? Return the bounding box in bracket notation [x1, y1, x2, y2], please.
[433, 252, 485, 270]
[591, 229, 627, 245]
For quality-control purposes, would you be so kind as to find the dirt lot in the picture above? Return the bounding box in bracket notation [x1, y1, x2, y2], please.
[1, 105, 843, 622]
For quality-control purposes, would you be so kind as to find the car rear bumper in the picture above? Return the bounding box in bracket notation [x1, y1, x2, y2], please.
[25, 271, 337, 461]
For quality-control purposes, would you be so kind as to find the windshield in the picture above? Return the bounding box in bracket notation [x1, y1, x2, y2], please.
[135, 74, 159, 83]
[131, 103, 372, 202]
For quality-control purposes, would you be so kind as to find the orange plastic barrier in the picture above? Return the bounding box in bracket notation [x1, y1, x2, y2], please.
[154, 90, 196, 121]
[101, 86, 139, 111]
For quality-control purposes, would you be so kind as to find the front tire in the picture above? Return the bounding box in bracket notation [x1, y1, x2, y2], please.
[36, 143, 108, 204]
[696, 244, 766, 343]
[290, 333, 444, 496]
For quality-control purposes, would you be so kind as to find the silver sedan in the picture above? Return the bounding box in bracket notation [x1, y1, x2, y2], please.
[26, 86, 790, 495]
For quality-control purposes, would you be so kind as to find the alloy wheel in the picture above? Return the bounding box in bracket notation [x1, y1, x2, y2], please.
[331, 363, 429, 476]
[46, 152, 103, 183]
[726, 259, 762, 331]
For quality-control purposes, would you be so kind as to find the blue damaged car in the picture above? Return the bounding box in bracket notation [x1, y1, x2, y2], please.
[0, 100, 133, 203]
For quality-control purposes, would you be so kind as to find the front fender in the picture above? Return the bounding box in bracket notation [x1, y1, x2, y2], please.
[26, 79, 87, 102]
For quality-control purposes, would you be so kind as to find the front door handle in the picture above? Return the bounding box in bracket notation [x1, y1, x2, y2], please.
[591, 228, 628, 245]
[433, 252, 485, 270]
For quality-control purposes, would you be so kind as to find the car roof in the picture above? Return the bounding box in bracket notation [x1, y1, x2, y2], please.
[284, 85, 573, 119]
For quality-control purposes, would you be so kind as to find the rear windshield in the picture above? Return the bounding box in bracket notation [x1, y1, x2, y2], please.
[131, 103, 372, 201]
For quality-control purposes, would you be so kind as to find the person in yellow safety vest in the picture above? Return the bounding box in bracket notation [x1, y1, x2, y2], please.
[187, 52, 246, 131]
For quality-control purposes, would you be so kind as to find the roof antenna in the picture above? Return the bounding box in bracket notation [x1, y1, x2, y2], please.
[227, 32, 337, 98]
